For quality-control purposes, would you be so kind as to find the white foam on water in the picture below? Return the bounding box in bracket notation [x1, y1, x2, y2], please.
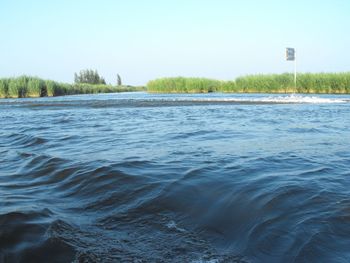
[166, 220, 186, 232]
[167, 94, 349, 104]
[191, 259, 220, 263]
[257, 94, 348, 104]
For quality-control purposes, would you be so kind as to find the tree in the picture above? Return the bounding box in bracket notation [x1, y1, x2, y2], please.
[74, 73, 79, 83]
[117, 74, 122, 86]
[74, 69, 106, 84]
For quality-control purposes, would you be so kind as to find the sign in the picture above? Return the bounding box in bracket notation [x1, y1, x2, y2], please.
[286, 48, 295, 61]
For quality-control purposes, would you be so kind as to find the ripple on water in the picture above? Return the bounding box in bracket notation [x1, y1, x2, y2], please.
[1, 93, 350, 262]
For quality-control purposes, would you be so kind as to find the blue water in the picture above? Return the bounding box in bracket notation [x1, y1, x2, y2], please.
[1, 92, 350, 262]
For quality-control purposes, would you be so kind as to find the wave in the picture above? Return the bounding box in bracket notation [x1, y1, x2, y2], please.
[0, 94, 348, 109]
[254, 94, 348, 104]
[2, 151, 350, 262]
[2, 133, 48, 148]
[0, 209, 76, 262]
[159, 94, 348, 104]
[1, 93, 350, 262]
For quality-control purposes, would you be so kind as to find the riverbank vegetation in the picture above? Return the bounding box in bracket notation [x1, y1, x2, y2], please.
[147, 77, 222, 93]
[147, 73, 350, 94]
[0, 76, 145, 98]
[2, 72, 350, 98]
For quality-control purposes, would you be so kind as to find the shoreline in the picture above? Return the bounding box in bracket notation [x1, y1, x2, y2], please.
[147, 74, 350, 94]
[0, 76, 145, 99]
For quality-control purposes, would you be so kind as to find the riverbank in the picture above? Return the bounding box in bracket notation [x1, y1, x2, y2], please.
[2, 73, 350, 98]
[0, 76, 145, 98]
[147, 73, 350, 94]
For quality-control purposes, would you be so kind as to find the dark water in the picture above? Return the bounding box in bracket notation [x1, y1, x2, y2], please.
[1, 92, 350, 263]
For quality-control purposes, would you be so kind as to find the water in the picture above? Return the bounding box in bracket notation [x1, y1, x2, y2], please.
[1, 92, 350, 263]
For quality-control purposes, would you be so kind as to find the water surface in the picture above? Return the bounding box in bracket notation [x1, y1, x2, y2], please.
[1, 92, 350, 262]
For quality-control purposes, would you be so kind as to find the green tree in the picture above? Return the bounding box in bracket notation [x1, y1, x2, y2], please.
[74, 69, 106, 84]
[117, 74, 122, 86]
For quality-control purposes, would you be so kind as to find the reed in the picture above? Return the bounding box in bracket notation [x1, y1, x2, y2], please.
[0, 76, 145, 98]
[69, 83, 145, 95]
[147, 73, 350, 94]
[234, 73, 294, 93]
[0, 79, 9, 98]
[147, 77, 222, 93]
[45, 80, 57, 97]
[8, 77, 26, 98]
[27, 78, 47, 97]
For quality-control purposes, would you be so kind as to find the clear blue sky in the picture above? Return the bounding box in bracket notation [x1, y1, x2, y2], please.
[1, 0, 349, 85]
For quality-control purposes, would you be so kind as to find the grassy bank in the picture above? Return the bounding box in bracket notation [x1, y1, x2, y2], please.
[147, 77, 222, 93]
[147, 73, 350, 94]
[0, 76, 145, 98]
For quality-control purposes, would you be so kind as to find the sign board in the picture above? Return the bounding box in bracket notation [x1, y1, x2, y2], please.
[286, 48, 295, 61]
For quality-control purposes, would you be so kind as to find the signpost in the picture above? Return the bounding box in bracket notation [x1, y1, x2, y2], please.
[286, 48, 296, 90]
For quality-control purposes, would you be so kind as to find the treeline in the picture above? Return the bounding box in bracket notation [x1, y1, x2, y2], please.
[147, 73, 350, 94]
[74, 69, 106, 85]
[0, 76, 145, 98]
[74, 69, 123, 86]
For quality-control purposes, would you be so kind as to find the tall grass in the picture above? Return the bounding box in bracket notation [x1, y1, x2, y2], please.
[0, 76, 145, 98]
[45, 80, 58, 97]
[8, 77, 27, 98]
[234, 73, 295, 93]
[70, 83, 144, 94]
[0, 79, 9, 98]
[147, 77, 222, 93]
[27, 78, 47, 97]
[147, 73, 350, 94]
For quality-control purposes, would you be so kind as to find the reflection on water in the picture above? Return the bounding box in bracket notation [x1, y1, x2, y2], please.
[1, 93, 350, 262]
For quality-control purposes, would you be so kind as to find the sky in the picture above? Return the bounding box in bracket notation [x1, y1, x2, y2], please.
[0, 0, 349, 85]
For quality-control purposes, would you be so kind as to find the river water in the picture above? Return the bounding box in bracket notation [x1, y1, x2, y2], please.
[1, 92, 350, 262]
